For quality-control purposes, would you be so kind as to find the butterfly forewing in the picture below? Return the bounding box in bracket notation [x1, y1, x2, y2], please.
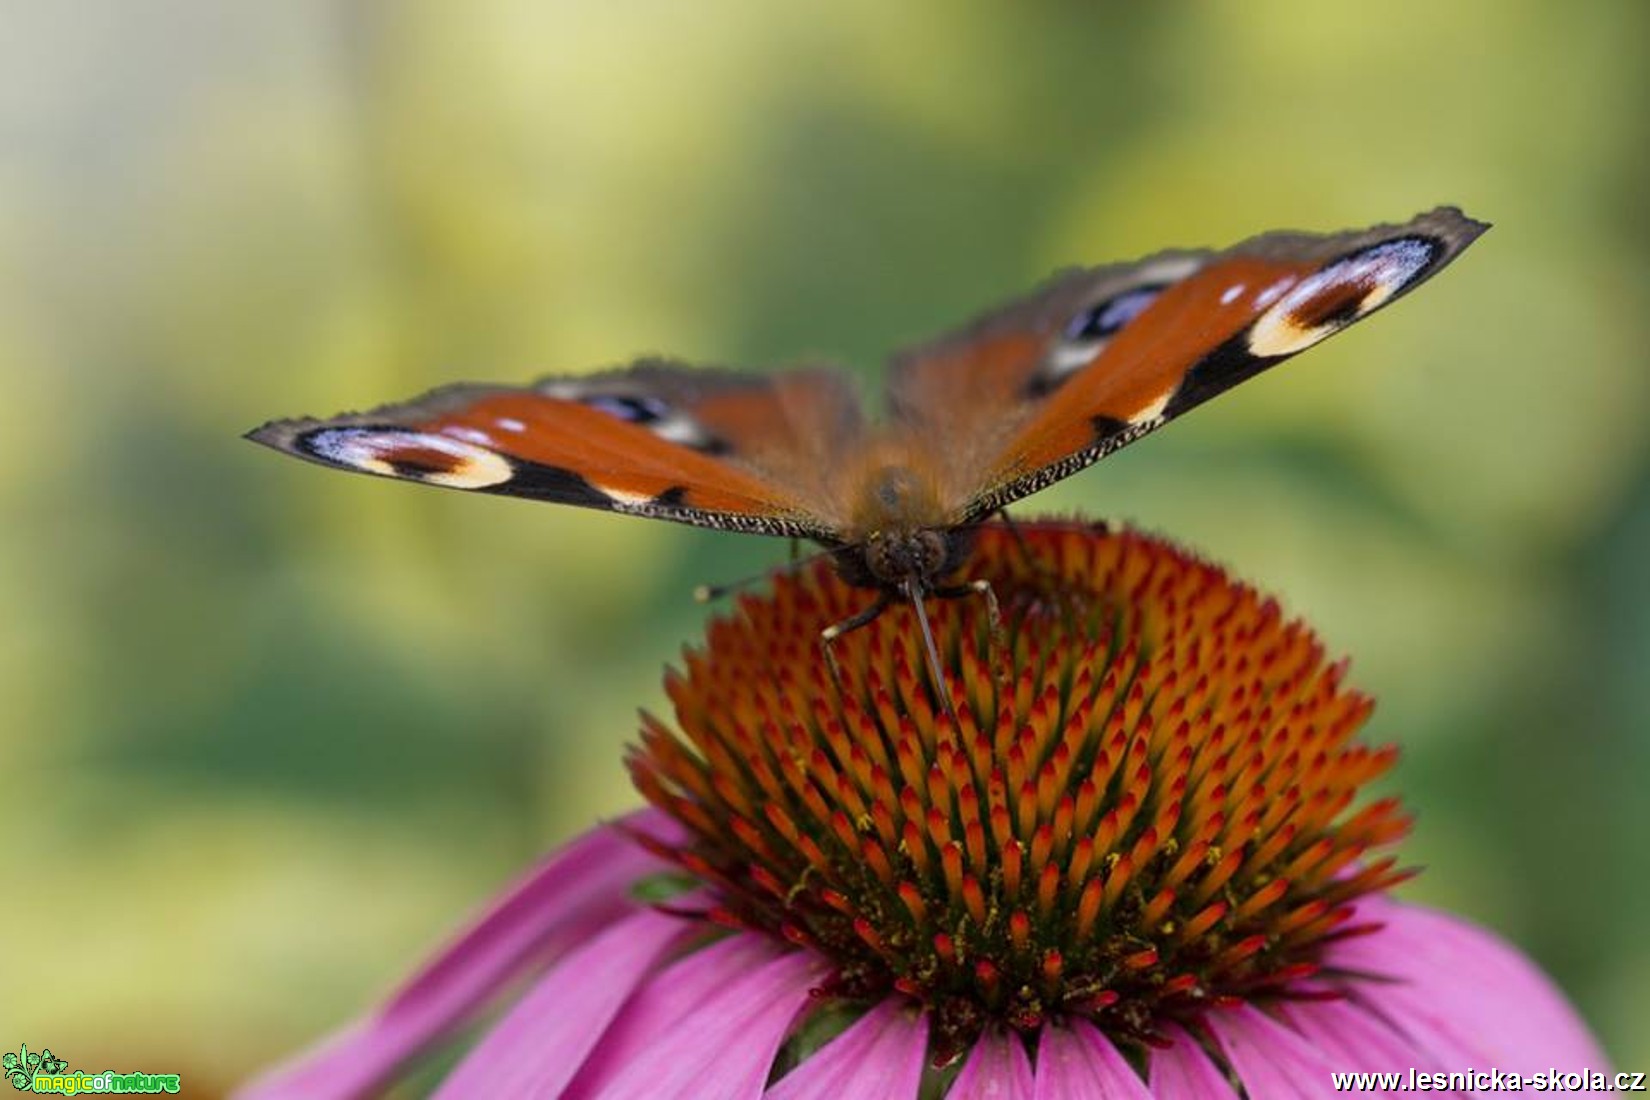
[247, 360, 866, 540]
[882, 207, 1485, 522]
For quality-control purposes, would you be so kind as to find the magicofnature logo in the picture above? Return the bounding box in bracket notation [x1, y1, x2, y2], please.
[5, 1045, 181, 1095]
[4, 1046, 66, 1092]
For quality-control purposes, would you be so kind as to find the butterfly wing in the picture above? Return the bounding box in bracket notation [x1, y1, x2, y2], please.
[887, 207, 1488, 520]
[248, 359, 866, 540]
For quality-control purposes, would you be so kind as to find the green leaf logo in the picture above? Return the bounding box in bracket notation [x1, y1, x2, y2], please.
[5, 1044, 67, 1090]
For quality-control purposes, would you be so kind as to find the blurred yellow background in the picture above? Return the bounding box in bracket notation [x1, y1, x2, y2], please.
[3, 1, 1646, 1091]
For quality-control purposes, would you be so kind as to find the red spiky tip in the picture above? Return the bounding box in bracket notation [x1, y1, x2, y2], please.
[627, 521, 1410, 1060]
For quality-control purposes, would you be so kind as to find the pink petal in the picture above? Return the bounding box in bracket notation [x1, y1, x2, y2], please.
[1327, 899, 1610, 1074]
[573, 945, 824, 1100]
[1205, 1004, 1339, 1099]
[1032, 1019, 1152, 1100]
[765, 999, 929, 1100]
[568, 933, 782, 1092]
[1279, 998, 1450, 1090]
[1148, 1023, 1239, 1099]
[948, 1029, 1034, 1100]
[239, 811, 680, 1100]
[433, 907, 690, 1097]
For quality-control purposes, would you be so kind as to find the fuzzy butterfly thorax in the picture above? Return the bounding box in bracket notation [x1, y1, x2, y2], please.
[250, 208, 1486, 686]
[827, 457, 969, 589]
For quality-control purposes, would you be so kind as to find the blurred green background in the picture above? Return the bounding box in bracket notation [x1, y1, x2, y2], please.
[3, 1, 1646, 1091]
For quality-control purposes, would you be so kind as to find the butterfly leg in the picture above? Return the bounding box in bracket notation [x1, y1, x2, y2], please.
[933, 579, 1002, 639]
[933, 578, 1008, 695]
[819, 594, 893, 699]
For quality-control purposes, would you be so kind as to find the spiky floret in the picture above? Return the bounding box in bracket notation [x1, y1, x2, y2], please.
[628, 521, 1410, 1062]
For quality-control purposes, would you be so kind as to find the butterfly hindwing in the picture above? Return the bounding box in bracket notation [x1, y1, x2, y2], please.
[888, 249, 1212, 425]
[247, 360, 866, 540]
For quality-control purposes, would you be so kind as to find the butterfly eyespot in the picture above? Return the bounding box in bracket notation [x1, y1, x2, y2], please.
[1029, 274, 1188, 399]
[583, 394, 672, 424]
[1063, 285, 1168, 343]
[298, 427, 514, 489]
[1247, 236, 1440, 358]
[542, 382, 731, 455]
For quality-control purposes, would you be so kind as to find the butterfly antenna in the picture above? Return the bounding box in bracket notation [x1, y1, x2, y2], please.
[904, 580, 958, 724]
[694, 547, 835, 603]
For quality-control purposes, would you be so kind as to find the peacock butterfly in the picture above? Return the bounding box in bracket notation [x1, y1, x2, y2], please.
[250, 208, 1486, 701]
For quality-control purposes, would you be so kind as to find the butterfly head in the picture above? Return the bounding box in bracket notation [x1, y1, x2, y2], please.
[827, 463, 962, 592]
[859, 527, 953, 591]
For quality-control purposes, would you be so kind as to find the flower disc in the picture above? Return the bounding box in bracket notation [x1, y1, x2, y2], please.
[629, 521, 1410, 1060]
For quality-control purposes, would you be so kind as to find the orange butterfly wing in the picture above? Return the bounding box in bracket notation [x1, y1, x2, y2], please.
[253, 209, 1487, 556]
[248, 360, 866, 540]
[886, 207, 1488, 521]
[886, 248, 1210, 518]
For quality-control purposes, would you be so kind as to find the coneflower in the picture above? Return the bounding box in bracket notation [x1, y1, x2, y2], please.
[241, 522, 1607, 1098]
